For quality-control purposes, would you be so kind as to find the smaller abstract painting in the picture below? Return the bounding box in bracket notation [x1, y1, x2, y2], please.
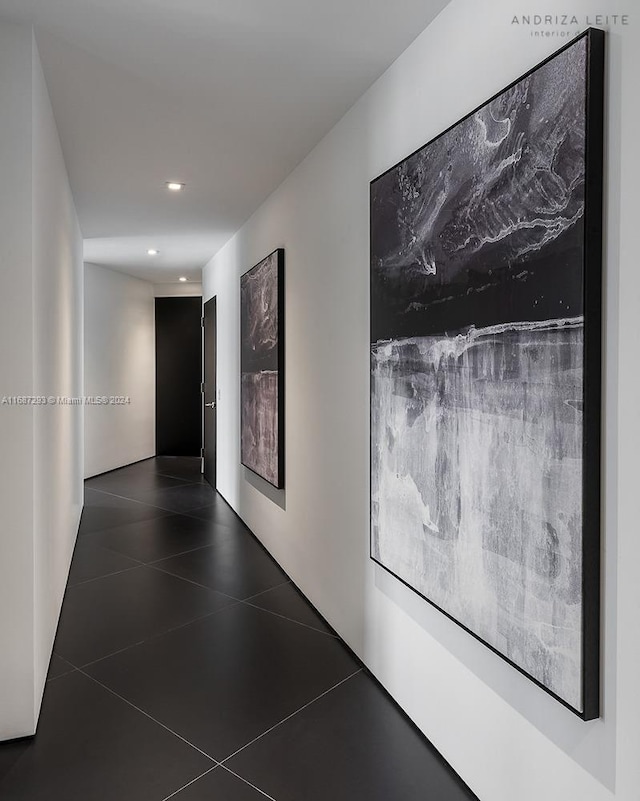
[241, 249, 285, 488]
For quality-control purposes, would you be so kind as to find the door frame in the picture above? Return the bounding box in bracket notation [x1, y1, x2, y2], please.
[202, 296, 217, 487]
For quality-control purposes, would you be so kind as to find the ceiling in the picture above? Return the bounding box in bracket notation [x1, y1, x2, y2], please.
[0, 0, 449, 283]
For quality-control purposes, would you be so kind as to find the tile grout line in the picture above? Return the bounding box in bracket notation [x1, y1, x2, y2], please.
[241, 581, 292, 602]
[79, 539, 224, 571]
[70, 600, 244, 670]
[146, 542, 223, 566]
[82, 468, 349, 798]
[179, 490, 236, 515]
[152, 476, 194, 486]
[146, 563, 241, 598]
[180, 508, 247, 526]
[46, 653, 79, 681]
[75, 539, 149, 566]
[86, 486, 181, 512]
[89, 480, 206, 497]
[181, 509, 245, 529]
[145, 566, 334, 637]
[63, 584, 335, 676]
[81, 509, 176, 531]
[177, 496, 242, 519]
[78, 540, 146, 564]
[181, 501, 219, 515]
[240, 600, 339, 638]
[69, 565, 142, 588]
[87, 462, 195, 487]
[159, 766, 219, 801]
[46, 667, 77, 682]
[81, 486, 341, 643]
[86, 480, 338, 641]
[154, 470, 205, 483]
[155, 474, 198, 482]
[47, 654, 80, 681]
[220, 669, 363, 765]
[75, 639, 148, 668]
[60, 596, 336, 680]
[148, 480, 207, 492]
[147, 561, 286, 603]
[242, 584, 341, 638]
[220, 765, 278, 800]
[81, 494, 287, 606]
[78, 667, 219, 765]
[89, 476, 193, 492]
[86, 484, 216, 517]
[89, 481, 246, 530]
[78, 513, 176, 540]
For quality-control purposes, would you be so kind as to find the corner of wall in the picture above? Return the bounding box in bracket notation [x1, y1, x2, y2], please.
[84, 263, 156, 477]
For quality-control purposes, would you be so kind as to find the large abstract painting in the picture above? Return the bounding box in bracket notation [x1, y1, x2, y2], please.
[241, 249, 285, 488]
[370, 30, 603, 718]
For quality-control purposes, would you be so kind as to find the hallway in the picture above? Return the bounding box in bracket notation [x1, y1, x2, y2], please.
[0, 457, 475, 801]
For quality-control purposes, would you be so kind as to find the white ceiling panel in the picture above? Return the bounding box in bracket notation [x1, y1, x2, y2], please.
[0, 0, 450, 281]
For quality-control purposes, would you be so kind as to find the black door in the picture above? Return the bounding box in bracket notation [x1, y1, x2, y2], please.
[155, 297, 202, 456]
[203, 297, 217, 487]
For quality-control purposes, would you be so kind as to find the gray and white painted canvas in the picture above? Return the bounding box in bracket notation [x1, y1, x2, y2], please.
[241, 250, 284, 487]
[371, 37, 588, 711]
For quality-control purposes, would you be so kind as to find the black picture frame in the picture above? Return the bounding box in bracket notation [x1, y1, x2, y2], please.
[240, 248, 285, 489]
[369, 29, 604, 720]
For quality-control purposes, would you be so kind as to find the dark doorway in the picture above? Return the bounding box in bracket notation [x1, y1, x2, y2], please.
[203, 297, 217, 487]
[155, 296, 202, 456]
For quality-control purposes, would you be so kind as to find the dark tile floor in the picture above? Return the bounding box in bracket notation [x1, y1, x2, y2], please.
[0, 457, 477, 801]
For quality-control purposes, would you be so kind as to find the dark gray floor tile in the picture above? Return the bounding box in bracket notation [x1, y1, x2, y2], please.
[154, 456, 205, 483]
[227, 672, 478, 801]
[0, 458, 475, 801]
[0, 739, 30, 784]
[133, 483, 217, 514]
[86, 603, 359, 761]
[153, 530, 288, 600]
[173, 767, 271, 800]
[54, 566, 233, 666]
[46, 654, 76, 681]
[67, 541, 140, 586]
[86, 469, 190, 500]
[87, 458, 159, 483]
[247, 583, 334, 636]
[0, 672, 212, 800]
[184, 500, 244, 528]
[84, 514, 222, 563]
[79, 489, 166, 536]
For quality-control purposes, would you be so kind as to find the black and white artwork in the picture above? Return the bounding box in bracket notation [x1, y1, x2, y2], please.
[241, 249, 284, 488]
[370, 30, 603, 718]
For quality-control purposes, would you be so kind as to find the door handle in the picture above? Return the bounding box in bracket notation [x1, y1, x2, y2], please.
[205, 402, 216, 408]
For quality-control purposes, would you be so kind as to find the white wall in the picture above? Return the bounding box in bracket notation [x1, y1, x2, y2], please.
[154, 282, 203, 298]
[32, 32, 84, 709]
[84, 263, 155, 478]
[0, 24, 83, 740]
[203, 2, 639, 800]
[0, 20, 37, 744]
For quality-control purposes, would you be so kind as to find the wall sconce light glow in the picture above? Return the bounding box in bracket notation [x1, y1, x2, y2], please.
[179, 277, 188, 282]
[147, 249, 159, 256]
[166, 182, 185, 191]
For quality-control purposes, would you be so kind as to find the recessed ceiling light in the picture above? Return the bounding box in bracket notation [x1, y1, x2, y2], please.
[147, 248, 159, 256]
[166, 181, 185, 191]
[179, 277, 188, 282]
